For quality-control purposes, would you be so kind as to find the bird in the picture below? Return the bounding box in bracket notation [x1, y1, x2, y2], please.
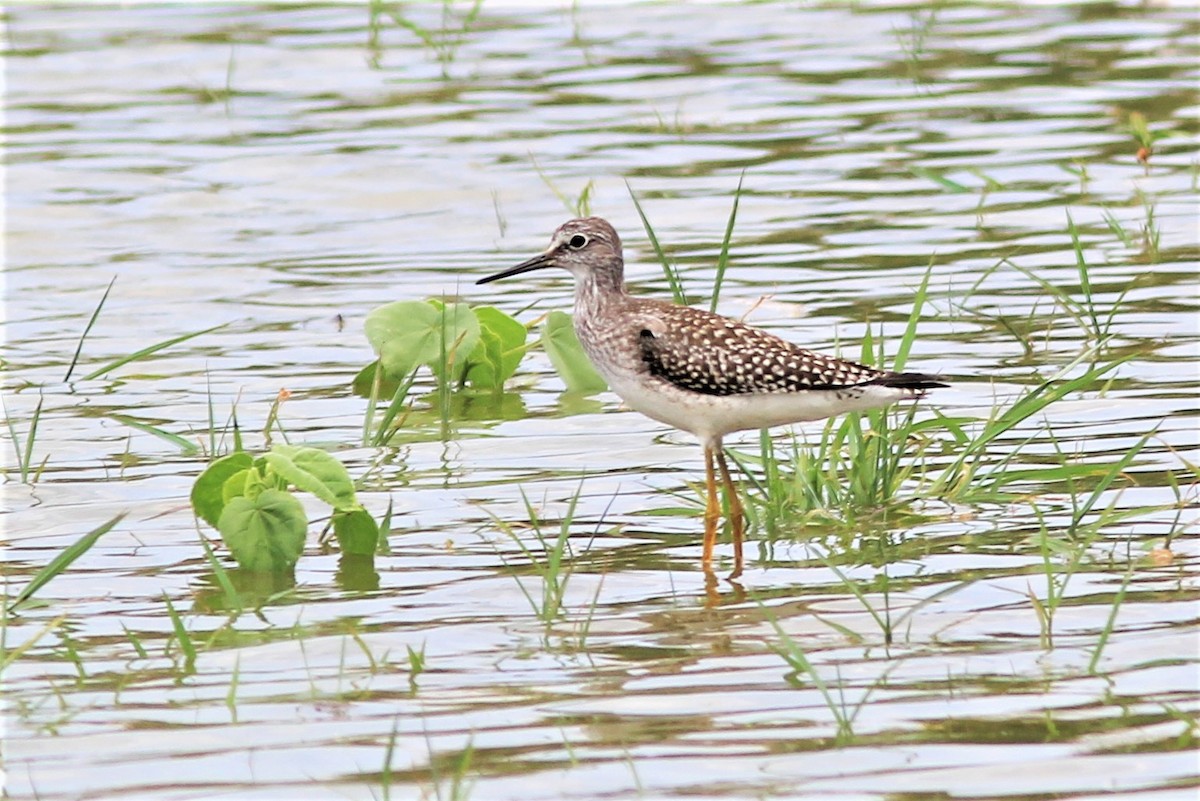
[476, 217, 946, 579]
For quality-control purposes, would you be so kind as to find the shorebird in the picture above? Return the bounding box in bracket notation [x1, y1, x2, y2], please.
[477, 217, 945, 578]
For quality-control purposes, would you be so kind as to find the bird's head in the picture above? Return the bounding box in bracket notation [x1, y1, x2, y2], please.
[477, 217, 623, 285]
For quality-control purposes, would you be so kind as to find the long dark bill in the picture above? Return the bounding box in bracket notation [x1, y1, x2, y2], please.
[475, 251, 555, 285]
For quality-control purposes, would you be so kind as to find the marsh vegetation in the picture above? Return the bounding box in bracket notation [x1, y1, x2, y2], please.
[4, 4, 1197, 800]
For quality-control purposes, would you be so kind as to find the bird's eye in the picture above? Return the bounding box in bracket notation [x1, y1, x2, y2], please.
[568, 234, 589, 249]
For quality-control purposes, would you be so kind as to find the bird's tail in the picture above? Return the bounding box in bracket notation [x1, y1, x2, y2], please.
[870, 372, 949, 391]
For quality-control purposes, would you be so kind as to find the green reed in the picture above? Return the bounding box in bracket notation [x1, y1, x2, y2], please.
[491, 484, 587, 625]
[425, 736, 476, 801]
[1027, 431, 1152, 649]
[163, 593, 197, 675]
[4, 393, 45, 484]
[627, 175, 747, 311]
[760, 599, 894, 745]
[370, 0, 483, 76]
[64, 275, 116, 382]
[7, 513, 126, 614]
[1087, 569, 1132, 675]
[627, 182, 688, 305]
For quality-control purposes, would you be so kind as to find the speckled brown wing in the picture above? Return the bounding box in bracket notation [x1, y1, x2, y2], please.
[635, 304, 887, 397]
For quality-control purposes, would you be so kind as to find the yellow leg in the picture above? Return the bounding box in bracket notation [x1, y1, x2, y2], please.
[715, 446, 744, 579]
[702, 445, 720, 575]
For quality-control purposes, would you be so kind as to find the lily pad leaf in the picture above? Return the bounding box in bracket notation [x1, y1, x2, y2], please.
[191, 451, 254, 529]
[217, 489, 308, 573]
[263, 445, 358, 512]
[542, 310, 607, 394]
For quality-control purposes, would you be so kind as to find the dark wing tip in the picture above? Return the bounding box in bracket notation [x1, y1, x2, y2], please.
[870, 372, 949, 390]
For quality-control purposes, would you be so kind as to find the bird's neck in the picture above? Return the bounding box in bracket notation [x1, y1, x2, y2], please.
[573, 263, 628, 322]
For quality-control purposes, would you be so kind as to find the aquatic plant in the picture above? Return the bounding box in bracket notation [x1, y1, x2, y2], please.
[356, 298, 603, 441]
[191, 444, 384, 573]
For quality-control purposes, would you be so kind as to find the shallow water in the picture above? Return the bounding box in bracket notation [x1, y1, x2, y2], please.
[3, 3, 1198, 800]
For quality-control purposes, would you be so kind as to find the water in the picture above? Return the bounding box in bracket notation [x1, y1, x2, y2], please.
[4, 3, 1198, 800]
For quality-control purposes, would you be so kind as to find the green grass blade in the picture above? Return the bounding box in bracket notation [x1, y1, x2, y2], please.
[971, 352, 1128, 455]
[3, 401, 24, 482]
[231, 410, 244, 454]
[933, 351, 1132, 495]
[8, 512, 126, 612]
[1088, 570, 1131, 675]
[372, 368, 419, 447]
[199, 535, 243, 614]
[206, 370, 217, 457]
[163, 593, 197, 672]
[1071, 431, 1154, 528]
[759, 600, 843, 720]
[626, 181, 687, 305]
[6, 394, 45, 484]
[893, 263, 932, 372]
[1002, 258, 1091, 340]
[83, 322, 228, 381]
[377, 496, 394, 556]
[1066, 211, 1102, 337]
[121, 623, 149, 660]
[109, 414, 200, 455]
[819, 556, 888, 636]
[21, 396, 44, 483]
[710, 171, 745, 313]
[1, 614, 67, 674]
[64, 275, 117, 382]
[362, 360, 384, 447]
[909, 165, 970, 193]
[1101, 208, 1135, 248]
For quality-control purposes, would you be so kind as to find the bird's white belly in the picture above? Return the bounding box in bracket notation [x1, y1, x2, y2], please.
[604, 370, 911, 444]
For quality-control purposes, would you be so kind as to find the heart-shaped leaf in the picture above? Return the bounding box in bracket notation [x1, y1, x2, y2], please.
[191, 451, 254, 529]
[216, 489, 308, 573]
[366, 300, 481, 383]
[262, 445, 358, 512]
[365, 301, 440, 380]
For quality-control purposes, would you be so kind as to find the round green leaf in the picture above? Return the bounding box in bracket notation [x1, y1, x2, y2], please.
[365, 300, 439, 380]
[262, 445, 358, 512]
[191, 451, 254, 529]
[365, 300, 480, 383]
[351, 359, 403, 399]
[216, 489, 308, 573]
